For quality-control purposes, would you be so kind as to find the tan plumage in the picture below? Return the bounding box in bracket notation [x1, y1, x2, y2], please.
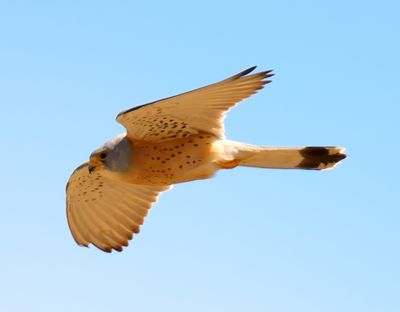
[66, 163, 170, 252]
[116, 66, 271, 141]
[66, 66, 346, 252]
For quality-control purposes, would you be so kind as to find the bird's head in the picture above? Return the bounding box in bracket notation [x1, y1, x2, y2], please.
[88, 134, 132, 174]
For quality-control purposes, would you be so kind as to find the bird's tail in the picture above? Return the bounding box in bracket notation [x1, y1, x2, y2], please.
[218, 141, 346, 170]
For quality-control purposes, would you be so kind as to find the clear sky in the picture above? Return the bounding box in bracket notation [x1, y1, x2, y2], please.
[0, 1, 399, 311]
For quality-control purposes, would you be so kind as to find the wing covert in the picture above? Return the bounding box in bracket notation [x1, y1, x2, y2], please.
[116, 66, 273, 142]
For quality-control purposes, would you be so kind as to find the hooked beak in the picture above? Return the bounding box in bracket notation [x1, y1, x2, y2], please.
[88, 159, 100, 174]
[88, 164, 96, 174]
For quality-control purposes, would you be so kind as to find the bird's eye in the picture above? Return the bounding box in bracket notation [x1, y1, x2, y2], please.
[99, 152, 107, 160]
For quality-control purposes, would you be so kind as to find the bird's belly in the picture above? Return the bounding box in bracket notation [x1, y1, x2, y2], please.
[126, 133, 220, 185]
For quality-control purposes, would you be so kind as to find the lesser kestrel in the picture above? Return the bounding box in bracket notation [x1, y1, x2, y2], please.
[66, 66, 346, 252]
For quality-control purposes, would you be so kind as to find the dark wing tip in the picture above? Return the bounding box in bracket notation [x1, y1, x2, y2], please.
[227, 66, 257, 80]
[258, 70, 274, 79]
[92, 239, 130, 253]
[241, 66, 258, 76]
[254, 70, 275, 88]
[77, 242, 89, 248]
[116, 66, 274, 122]
[247, 70, 274, 85]
[265, 70, 274, 77]
[113, 246, 124, 252]
[261, 80, 273, 85]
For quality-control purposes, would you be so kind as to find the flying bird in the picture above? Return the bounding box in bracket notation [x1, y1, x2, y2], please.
[66, 66, 346, 252]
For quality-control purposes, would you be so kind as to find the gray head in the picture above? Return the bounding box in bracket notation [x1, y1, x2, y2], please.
[88, 133, 132, 174]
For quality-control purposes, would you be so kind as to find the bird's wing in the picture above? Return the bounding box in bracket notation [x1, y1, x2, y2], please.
[66, 163, 171, 252]
[116, 66, 273, 142]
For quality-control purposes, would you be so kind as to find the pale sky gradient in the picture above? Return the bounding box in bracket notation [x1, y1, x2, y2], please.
[0, 1, 399, 312]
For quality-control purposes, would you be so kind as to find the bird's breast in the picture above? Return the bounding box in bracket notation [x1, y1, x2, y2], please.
[123, 133, 220, 185]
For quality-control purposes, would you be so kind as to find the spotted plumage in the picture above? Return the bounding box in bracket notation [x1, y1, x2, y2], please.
[66, 66, 346, 252]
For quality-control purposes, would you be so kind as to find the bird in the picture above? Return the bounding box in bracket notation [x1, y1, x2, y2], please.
[66, 66, 346, 253]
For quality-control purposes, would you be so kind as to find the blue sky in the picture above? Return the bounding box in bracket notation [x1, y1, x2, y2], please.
[0, 1, 399, 311]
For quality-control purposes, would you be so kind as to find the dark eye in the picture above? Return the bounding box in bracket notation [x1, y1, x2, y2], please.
[99, 152, 107, 160]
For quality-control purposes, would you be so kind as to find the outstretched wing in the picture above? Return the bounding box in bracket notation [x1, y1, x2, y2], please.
[66, 163, 171, 252]
[116, 66, 273, 142]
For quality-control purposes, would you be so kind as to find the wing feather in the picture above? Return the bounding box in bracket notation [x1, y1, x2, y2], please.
[66, 163, 171, 252]
[116, 67, 273, 141]
[87, 201, 129, 245]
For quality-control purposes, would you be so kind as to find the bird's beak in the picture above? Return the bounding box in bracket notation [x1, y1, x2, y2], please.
[88, 159, 99, 174]
[88, 164, 96, 174]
